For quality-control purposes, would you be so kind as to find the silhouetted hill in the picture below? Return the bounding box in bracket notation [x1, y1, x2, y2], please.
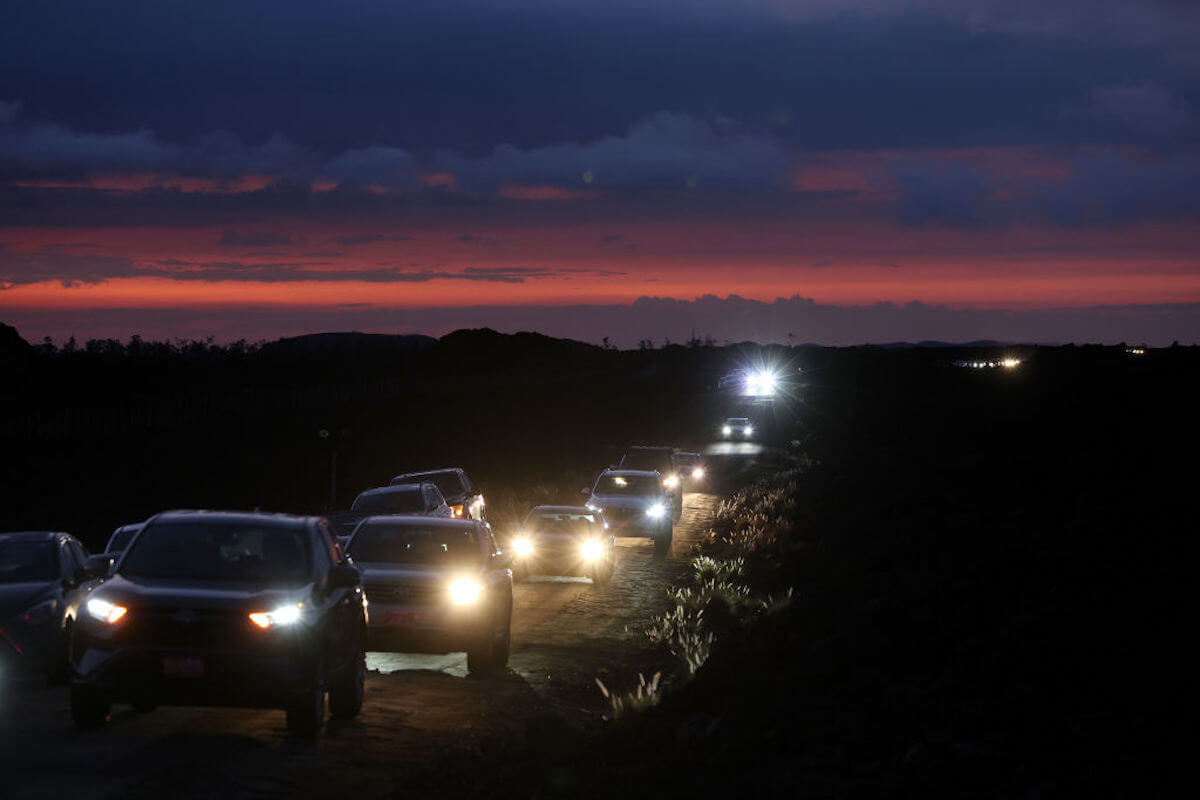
[0, 321, 34, 363]
[262, 331, 436, 355]
[434, 328, 605, 369]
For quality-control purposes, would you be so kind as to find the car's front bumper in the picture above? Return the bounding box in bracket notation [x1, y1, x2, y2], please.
[364, 602, 489, 654]
[72, 625, 322, 707]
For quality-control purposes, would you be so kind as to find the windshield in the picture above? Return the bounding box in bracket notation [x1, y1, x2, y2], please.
[620, 451, 672, 471]
[120, 522, 312, 585]
[397, 472, 466, 499]
[727, 418, 749, 425]
[108, 528, 138, 552]
[0, 541, 56, 583]
[349, 523, 481, 567]
[594, 474, 661, 495]
[525, 511, 599, 535]
[352, 489, 426, 514]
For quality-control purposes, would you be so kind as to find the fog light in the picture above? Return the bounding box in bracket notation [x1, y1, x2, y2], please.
[581, 540, 605, 561]
[691, 467, 705, 479]
[449, 579, 484, 605]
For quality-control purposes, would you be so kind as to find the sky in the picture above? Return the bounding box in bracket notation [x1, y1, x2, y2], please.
[1, 0, 1198, 345]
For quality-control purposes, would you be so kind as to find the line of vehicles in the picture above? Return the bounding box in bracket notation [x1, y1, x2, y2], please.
[0, 448, 708, 736]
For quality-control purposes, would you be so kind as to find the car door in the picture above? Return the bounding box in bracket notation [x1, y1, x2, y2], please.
[311, 524, 350, 674]
[63, 538, 93, 621]
[481, 524, 512, 629]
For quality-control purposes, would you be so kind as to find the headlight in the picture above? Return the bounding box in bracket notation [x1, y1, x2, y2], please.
[451, 504, 465, 518]
[513, 537, 534, 557]
[691, 467, 705, 479]
[86, 598, 128, 625]
[663, 475, 679, 489]
[248, 604, 303, 629]
[745, 425, 754, 435]
[645, 503, 666, 519]
[21, 599, 57, 626]
[722, 425, 732, 435]
[580, 539, 605, 561]
[449, 578, 484, 605]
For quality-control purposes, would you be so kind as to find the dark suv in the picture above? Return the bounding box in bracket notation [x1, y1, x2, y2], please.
[69, 510, 366, 737]
[618, 446, 682, 518]
[390, 468, 486, 520]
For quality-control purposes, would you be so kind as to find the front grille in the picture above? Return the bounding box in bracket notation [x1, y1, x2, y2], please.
[122, 608, 257, 649]
[364, 582, 444, 605]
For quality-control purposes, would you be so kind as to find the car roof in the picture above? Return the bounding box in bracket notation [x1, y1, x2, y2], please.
[356, 515, 480, 531]
[393, 468, 460, 479]
[0, 530, 69, 542]
[726, 417, 750, 421]
[358, 484, 424, 497]
[112, 522, 144, 534]
[148, 510, 312, 528]
[675, 451, 701, 458]
[601, 469, 661, 478]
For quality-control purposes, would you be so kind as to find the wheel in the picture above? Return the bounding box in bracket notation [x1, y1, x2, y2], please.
[286, 665, 326, 737]
[467, 618, 511, 675]
[46, 622, 72, 686]
[653, 526, 673, 558]
[329, 646, 365, 720]
[131, 698, 158, 714]
[70, 684, 112, 729]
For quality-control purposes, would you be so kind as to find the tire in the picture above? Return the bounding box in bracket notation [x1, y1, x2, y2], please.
[653, 526, 673, 558]
[467, 616, 511, 676]
[70, 684, 112, 729]
[131, 698, 158, 714]
[286, 665, 326, 737]
[329, 646, 365, 720]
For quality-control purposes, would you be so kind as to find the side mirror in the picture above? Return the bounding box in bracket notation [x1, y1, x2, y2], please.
[77, 554, 114, 582]
[329, 564, 361, 589]
[580, 488, 591, 496]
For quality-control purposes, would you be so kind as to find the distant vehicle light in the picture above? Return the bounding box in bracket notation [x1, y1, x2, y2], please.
[613, 476, 628, 487]
[722, 425, 732, 436]
[691, 467, 705, 479]
[86, 598, 128, 625]
[663, 474, 679, 489]
[451, 504, 465, 517]
[248, 604, 303, 629]
[513, 537, 534, 557]
[580, 540, 605, 561]
[645, 503, 666, 519]
[449, 579, 484, 605]
[745, 369, 779, 396]
[745, 425, 754, 435]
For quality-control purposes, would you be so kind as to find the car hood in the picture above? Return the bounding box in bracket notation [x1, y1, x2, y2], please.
[94, 575, 308, 613]
[590, 494, 657, 512]
[357, 564, 479, 585]
[0, 582, 56, 618]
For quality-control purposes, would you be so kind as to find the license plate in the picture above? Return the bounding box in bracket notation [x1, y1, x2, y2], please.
[163, 656, 204, 678]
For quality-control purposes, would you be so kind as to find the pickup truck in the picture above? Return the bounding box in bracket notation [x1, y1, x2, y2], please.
[328, 483, 452, 544]
[390, 468, 485, 520]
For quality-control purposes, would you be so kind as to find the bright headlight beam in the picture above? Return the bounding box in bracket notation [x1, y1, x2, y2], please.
[663, 475, 679, 488]
[513, 537, 534, 557]
[692, 467, 704, 479]
[580, 540, 605, 561]
[248, 604, 303, 629]
[645, 503, 666, 519]
[449, 578, 484, 605]
[86, 598, 128, 625]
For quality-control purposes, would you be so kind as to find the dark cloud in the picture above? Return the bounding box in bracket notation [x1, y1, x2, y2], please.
[1044, 151, 1200, 223]
[330, 233, 413, 247]
[4, 294, 1196, 347]
[1085, 82, 1193, 138]
[218, 230, 293, 248]
[453, 233, 501, 246]
[892, 159, 993, 227]
[0, 244, 135, 288]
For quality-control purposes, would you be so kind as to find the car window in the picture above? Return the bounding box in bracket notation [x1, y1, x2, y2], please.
[352, 488, 426, 514]
[525, 511, 598, 535]
[108, 528, 138, 552]
[396, 471, 467, 498]
[0, 540, 59, 583]
[348, 523, 482, 567]
[595, 474, 660, 494]
[121, 522, 312, 586]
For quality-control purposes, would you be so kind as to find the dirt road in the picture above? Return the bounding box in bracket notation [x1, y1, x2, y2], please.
[0, 491, 719, 800]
